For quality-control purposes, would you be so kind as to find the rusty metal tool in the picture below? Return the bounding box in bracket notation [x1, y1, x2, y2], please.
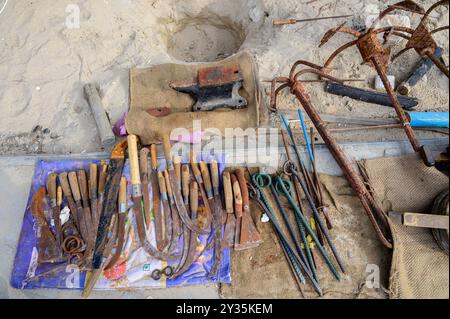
[164, 169, 182, 239]
[231, 173, 243, 250]
[77, 170, 94, 244]
[172, 180, 200, 279]
[170, 65, 248, 112]
[163, 136, 211, 235]
[182, 164, 190, 206]
[105, 177, 128, 270]
[273, 14, 353, 26]
[235, 168, 263, 251]
[97, 165, 108, 226]
[89, 164, 99, 240]
[249, 178, 322, 295]
[31, 187, 62, 263]
[151, 145, 167, 250]
[200, 161, 224, 279]
[222, 170, 236, 248]
[128, 135, 178, 261]
[284, 161, 346, 273]
[270, 60, 393, 248]
[190, 151, 213, 230]
[46, 173, 63, 251]
[92, 140, 127, 271]
[158, 171, 172, 252]
[59, 172, 80, 231]
[275, 175, 341, 280]
[68, 172, 90, 250]
[319, 14, 437, 166]
[140, 148, 152, 227]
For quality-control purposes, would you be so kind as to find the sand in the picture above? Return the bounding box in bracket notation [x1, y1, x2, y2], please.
[0, 0, 448, 155]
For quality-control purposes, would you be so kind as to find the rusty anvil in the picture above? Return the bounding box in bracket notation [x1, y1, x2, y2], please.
[170, 65, 248, 112]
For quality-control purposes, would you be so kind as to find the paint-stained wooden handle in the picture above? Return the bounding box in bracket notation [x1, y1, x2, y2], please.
[68, 172, 81, 202]
[46, 173, 58, 201]
[59, 173, 72, 198]
[164, 170, 173, 198]
[77, 170, 89, 203]
[151, 144, 158, 170]
[119, 177, 127, 207]
[190, 181, 198, 215]
[127, 135, 141, 186]
[200, 161, 213, 199]
[182, 165, 190, 201]
[98, 171, 108, 195]
[89, 164, 98, 197]
[190, 151, 202, 179]
[174, 156, 182, 183]
[210, 160, 220, 196]
[223, 171, 234, 214]
[57, 186, 63, 207]
[158, 171, 167, 197]
[231, 173, 243, 218]
[272, 18, 296, 25]
[162, 135, 172, 168]
[140, 148, 150, 175]
[235, 168, 249, 211]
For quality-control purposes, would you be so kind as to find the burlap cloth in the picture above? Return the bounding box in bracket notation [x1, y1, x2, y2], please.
[360, 154, 449, 299]
[126, 51, 262, 145]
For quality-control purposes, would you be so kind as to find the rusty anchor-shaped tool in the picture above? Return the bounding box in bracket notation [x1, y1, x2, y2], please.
[269, 60, 393, 248]
[376, 0, 449, 77]
[319, 8, 441, 167]
[170, 64, 248, 112]
[222, 170, 236, 248]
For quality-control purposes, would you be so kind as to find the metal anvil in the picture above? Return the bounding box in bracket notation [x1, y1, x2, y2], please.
[170, 64, 248, 112]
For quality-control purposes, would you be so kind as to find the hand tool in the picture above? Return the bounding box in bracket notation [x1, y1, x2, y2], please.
[200, 161, 224, 279]
[222, 170, 236, 248]
[269, 178, 314, 277]
[431, 190, 449, 255]
[59, 172, 80, 231]
[105, 177, 128, 270]
[172, 181, 200, 279]
[234, 169, 263, 251]
[270, 60, 393, 248]
[46, 173, 63, 251]
[140, 148, 152, 227]
[83, 213, 118, 298]
[174, 156, 182, 185]
[190, 151, 213, 230]
[68, 172, 90, 251]
[128, 135, 178, 261]
[170, 65, 248, 112]
[324, 82, 418, 110]
[272, 14, 353, 26]
[89, 164, 100, 237]
[231, 173, 243, 250]
[181, 164, 190, 206]
[77, 170, 94, 234]
[164, 170, 182, 238]
[249, 179, 322, 295]
[31, 187, 62, 264]
[275, 174, 342, 280]
[92, 140, 127, 270]
[163, 136, 211, 235]
[319, 15, 439, 166]
[158, 171, 172, 252]
[398, 47, 444, 95]
[151, 145, 166, 250]
[97, 165, 108, 227]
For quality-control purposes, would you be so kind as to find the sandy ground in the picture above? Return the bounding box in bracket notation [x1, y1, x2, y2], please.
[0, 0, 448, 299]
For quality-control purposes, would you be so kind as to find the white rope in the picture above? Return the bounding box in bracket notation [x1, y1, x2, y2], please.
[0, 0, 9, 15]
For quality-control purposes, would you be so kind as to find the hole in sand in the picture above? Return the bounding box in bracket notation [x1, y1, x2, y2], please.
[166, 16, 246, 63]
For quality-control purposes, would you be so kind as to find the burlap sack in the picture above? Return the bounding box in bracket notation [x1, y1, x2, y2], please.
[360, 154, 449, 299]
[126, 51, 261, 145]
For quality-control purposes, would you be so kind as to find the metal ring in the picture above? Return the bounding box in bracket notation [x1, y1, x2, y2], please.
[252, 174, 272, 189]
[151, 269, 162, 281]
[275, 178, 292, 194]
[283, 161, 297, 176]
[163, 266, 174, 277]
